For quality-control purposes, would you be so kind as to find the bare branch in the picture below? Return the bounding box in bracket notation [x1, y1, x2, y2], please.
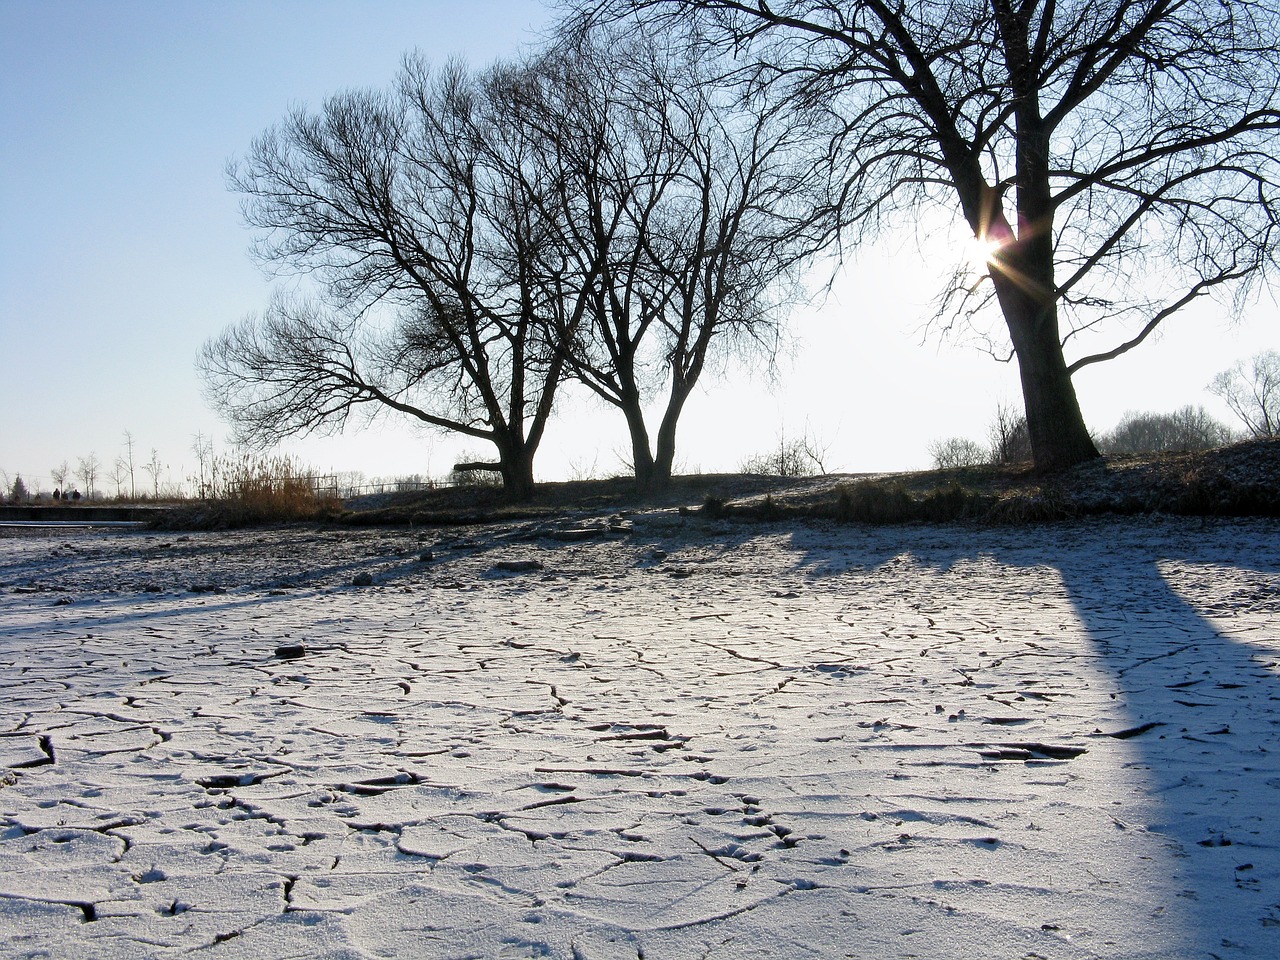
[593, 0, 1280, 470]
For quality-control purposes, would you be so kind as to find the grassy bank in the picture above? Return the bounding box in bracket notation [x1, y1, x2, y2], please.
[153, 439, 1279, 530]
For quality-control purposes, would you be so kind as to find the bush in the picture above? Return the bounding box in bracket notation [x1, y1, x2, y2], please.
[918, 483, 987, 521]
[1099, 405, 1233, 454]
[701, 494, 729, 518]
[828, 480, 969, 523]
[928, 437, 988, 469]
[988, 402, 1032, 464]
[393, 474, 435, 492]
[831, 481, 913, 523]
[985, 492, 1073, 523]
[200, 453, 342, 526]
[740, 432, 829, 477]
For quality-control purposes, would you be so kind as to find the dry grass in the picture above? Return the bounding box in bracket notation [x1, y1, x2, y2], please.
[795, 439, 1277, 524]
[157, 455, 343, 529]
[150, 438, 1279, 530]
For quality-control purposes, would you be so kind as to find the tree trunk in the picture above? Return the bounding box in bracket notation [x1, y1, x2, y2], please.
[499, 446, 536, 502]
[649, 384, 691, 492]
[482, 430, 537, 502]
[994, 272, 1099, 471]
[618, 391, 659, 493]
[973, 12, 1100, 474]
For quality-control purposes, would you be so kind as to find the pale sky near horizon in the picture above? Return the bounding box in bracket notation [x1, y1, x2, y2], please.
[2, 0, 1275, 495]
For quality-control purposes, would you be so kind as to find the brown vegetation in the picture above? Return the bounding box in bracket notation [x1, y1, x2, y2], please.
[155, 455, 343, 529]
[731, 438, 1280, 525]
[148, 438, 1278, 530]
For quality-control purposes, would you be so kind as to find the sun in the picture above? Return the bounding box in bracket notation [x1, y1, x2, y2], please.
[964, 234, 1003, 272]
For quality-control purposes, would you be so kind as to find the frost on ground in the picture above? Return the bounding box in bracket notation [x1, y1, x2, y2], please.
[0, 514, 1277, 959]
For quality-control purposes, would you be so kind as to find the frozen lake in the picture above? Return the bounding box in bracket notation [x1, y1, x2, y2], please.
[1, 514, 1277, 958]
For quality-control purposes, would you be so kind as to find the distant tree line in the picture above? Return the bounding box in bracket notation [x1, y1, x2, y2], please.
[201, 2, 1280, 498]
[4, 431, 171, 502]
[930, 351, 1278, 470]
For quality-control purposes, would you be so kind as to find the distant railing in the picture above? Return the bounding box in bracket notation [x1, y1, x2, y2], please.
[322, 477, 439, 498]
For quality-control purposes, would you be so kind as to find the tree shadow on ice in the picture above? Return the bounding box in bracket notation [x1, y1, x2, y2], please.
[790, 519, 1280, 956]
[1046, 522, 1280, 956]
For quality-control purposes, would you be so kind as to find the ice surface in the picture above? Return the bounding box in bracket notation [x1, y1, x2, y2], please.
[0, 515, 1277, 957]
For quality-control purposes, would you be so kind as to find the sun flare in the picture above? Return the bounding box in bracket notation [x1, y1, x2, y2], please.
[964, 234, 1003, 272]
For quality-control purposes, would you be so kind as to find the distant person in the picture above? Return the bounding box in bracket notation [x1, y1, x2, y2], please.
[52, 488, 61, 500]
[71, 489, 81, 501]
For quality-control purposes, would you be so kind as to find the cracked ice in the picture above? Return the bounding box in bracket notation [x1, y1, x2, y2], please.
[1, 514, 1278, 958]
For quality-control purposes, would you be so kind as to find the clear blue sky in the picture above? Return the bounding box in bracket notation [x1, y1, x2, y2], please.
[2, 0, 1274, 494]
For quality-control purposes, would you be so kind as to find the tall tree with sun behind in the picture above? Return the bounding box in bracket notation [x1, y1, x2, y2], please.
[592, 0, 1280, 470]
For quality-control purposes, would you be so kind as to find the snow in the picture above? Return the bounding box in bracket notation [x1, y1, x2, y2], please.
[0, 514, 1277, 958]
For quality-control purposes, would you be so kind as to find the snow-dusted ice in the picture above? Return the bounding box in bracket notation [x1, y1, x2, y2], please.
[0, 513, 1277, 958]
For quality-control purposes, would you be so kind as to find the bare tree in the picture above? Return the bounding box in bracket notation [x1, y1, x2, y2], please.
[108, 458, 130, 499]
[50, 460, 69, 495]
[1209, 350, 1280, 439]
[510, 20, 830, 491]
[191, 432, 215, 499]
[143, 449, 164, 499]
[122, 430, 137, 498]
[75, 452, 101, 498]
[606, 0, 1280, 471]
[204, 61, 589, 500]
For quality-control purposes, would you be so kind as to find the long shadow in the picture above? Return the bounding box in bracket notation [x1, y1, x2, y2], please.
[0, 526, 431, 596]
[0, 590, 313, 640]
[1048, 520, 1280, 956]
[788, 517, 1280, 956]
